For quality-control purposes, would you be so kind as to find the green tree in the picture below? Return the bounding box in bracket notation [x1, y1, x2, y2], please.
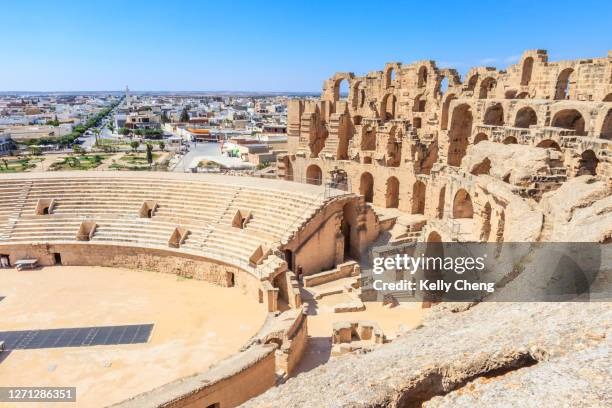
[73, 144, 85, 155]
[93, 128, 101, 147]
[159, 141, 165, 152]
[29, 145, 42, 156]
[146, 143, 153, 165]
[2, 159, 8, 170]
[130, 140, 140, 152]
[119, 127, 130, 136]
[180, 106, 190, 123]
[160, 111, 170, 123]
[108, 121, 115, 134]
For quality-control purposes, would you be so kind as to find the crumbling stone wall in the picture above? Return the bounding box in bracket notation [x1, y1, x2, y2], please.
[282, 50, 612, 242]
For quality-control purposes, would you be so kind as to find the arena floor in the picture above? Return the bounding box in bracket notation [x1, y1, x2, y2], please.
[0, 266, 267, 407]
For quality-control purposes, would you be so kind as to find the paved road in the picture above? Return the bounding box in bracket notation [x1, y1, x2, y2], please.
[172, 142, 254, 172]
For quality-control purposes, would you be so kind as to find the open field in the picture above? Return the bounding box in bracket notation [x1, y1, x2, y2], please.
[0, 266, 267, 407]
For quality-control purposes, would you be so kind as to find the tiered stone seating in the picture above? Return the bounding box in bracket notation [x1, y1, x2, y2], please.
[0, 174, 333, 276]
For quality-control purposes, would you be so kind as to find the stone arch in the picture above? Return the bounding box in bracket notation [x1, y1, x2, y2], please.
[601, 109, 612, 140]
[470, 158, 491, 175]
[306, 164, 322, 185]
[514, 106, 538, 128]
[520, 57, 534, 86]
[554, 68, 575, 100]
[411, 180, 426, 215]
[474, 133, 488, 144]
[386, 127, 402, 167]
[361, 125, 376, 151]
[413, 94, 426, 112]
[440, 93, 457, 130]
[427, 231, 442, 242]
[447, 103, 473, 166]
[436, 186, 446, 219]
[334, 78, 350, 102]
[382, 93, 397, 120]
[351, 81, 363, 109]
[577, 150, 599, 176]
[536, 139, 561, 150]
[452, 189, 474, 219]
[385, 176, 400, 208]
[437, 76, 450, 97]
[480, 202, 492, 241]
[385, 65, 398, 88]
[483, 103, 504, 126]
[479, 77, 496, 99]
[503, 136, 518, 144]
[359, 172, 374, 203]
[466, 74, 478, 92]
[551, 109, 586, 136]
[417, 66, 428, 87]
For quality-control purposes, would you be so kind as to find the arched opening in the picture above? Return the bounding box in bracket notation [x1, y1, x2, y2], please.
[306, 164, 322, 185]
[552, 109, 586, 136]
[470, 158, 491, 175]
[385, 176, 399, 208]
[418, 66, 428, 87]
[383, 94, 397, 120]
[438, 77, 449, 96]
[474, 133, 488, 144]
[516, 92, 529, 99]
[514, 106, 538, 128]
[386, 67, 396, 87]
[505, 90, 517, 99]
[436, 186, 446, 219]
[341, 203, 353, 258]
[284, 249, 294, 272]
[361, 125, 376, 151]
[554, 68, 574, 100]
[479, 78, 496, 99]
[440, 94, 457, 130]
[577, 150, 599, 176]
[503, 136, 518, 144]
[335, 79, 350, 101]
[359, 172, 374, 203]
[386, 128, 402, 167]
[351, 82, 362, 109]
[483, 103, 504, 126]
[413, 117, 422, 128]
[413, 94, 426, 112]
[601, 109, 612, 140]
[452, 189, 474, 219]
[447, 104, 473, 166]
[604, 93, 612, 102]
[466, 74, 478, 92]
[520, 57, 534, 86]
[285, 158, 293, 181]
[536, 139, 561, 150]
[411, 181, 426, 215]
[353, 115, 362, 126]
[481, 202, 492, 241]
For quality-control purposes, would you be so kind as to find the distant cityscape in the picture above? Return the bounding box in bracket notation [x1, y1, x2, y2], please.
[0, 87, 316, 174]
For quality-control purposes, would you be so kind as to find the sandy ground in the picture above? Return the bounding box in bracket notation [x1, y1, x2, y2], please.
[293, 284, 425, 376]
[0, 266, 267, 407]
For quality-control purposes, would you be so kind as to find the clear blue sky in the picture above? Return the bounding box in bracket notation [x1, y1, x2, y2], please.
[2, 0, 611, 92]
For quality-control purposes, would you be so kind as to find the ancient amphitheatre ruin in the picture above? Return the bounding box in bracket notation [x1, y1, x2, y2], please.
[0, 50, 611, 407]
